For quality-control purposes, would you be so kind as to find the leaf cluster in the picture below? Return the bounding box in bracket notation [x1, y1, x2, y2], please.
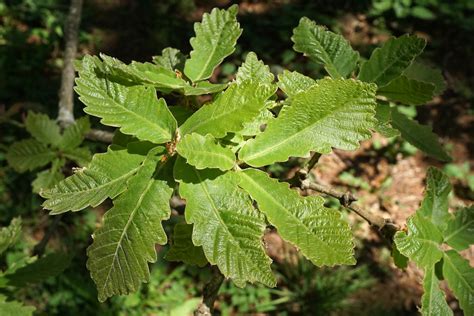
[36, 5, 463, 306]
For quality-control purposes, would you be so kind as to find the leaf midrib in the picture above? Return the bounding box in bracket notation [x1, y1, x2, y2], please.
[443, 219, 474, 244]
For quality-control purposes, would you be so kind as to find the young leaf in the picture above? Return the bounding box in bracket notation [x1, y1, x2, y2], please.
[394, 213, 443, 268]
[0, 218, 22, 255]
[179, 80, 275, 138]
[98, 54, 188, 92]
[358, 35, 426, 87]
[87, 152, 173, 302]
[165, 222, 208, 267]
[0, 295, 35, 316]
[404, 61, 446, 95]
[292, 17, 359, 78]
[25, 111, 61, 146]
[176, 133, 236, 171]
[5, 253, 71, 287]
[238, 168, 355, 266]
[174, 159, 275, 287]
[184, 5, 242, 82]
[41, 147, 147, 214]
[236, 52, 274, 85]
[418, 167, 452, 231]
[374, 102, 400, 137]
[378, 75, 435, 105]
[152, 47, 186, 71]
[31, 159, 65, 194]
[390, 108, 451, 162]
[6, 139, 56, 172]
[58, 116, 90, 150]
[421, 266, 453, 316]
[239, 78, 376, 167]
[443, 206, 474, 251]
[63, 147, 92, 167]
[442, 250, 474, 315]
[75, 59, 177, 144]
[277, 70, 316, 98]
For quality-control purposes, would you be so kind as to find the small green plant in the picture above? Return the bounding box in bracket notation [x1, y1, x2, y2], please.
[394, 168, 473, 315]
[8, 5, 471, 314]
[6, 112, 91, 193]
[0, 217, 70, 315]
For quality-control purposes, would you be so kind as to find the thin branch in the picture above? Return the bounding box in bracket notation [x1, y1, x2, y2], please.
[85, 128, 114, 143]
[195, 266, 225, 316]
[57, 0, 83, 126]
[298, 153, 399, 240]
[302, 179, 399, 239]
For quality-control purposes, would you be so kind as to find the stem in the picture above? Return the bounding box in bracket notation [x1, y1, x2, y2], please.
[195, 266, 225, 316]
[85, 128, 114, 143]
[57, 0, 83, 126]
[32, 215, 63, 257]
[302, 181, 399, 239]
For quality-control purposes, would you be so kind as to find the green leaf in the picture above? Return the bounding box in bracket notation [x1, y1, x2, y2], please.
[76, 58, 177, 144]
[174, 159, 275, 287]
[41, 147, 147, 214]
[165, 222, 208, 267]
[153, 47, 186, 71]
[378, 75, 435, 105]
[239, 108, 274, 137]
[358, 35, 426, 87]
[292, 17, 359, 78]
[98, 54, 188, 92]
[443, 206, 474, 251]
[63, 147, 92, 167]
[176, 133, 236, 171]
[277, 70, 316, 98]
[182, 81, 228, 96]
[394, 213, 443, 268]
[184, 5, 242, 82]
[421, 266, 453, 316]
[25, 111, 61, 146]
[0, 218, 22, 255]
[6, 139, 56, 172]
[58, 116, 90, 150]
[179, 80, 275, 138]
[5, 253, 71, 287]
[236, 52, 274, 85]
[239, 78, 376, 167]
[404, 61, 446, 95]
[238, 168, 355, 266]
[0, 295, 35, 316]
[390, 107, 451, 162]
[418, 167, 452, 231]
[374, 102, 400, 137]
[392, 244, 409, 269]
[31, 159, 65, 194]
[442, 250, 474, 315]
[87, 151, 173, 302]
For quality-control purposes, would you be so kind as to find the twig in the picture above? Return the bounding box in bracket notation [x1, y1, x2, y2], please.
[195, 266, 225, 316]
[302, 180, 399, 239]
[85, 128, 114, 143]
[57, 0, 83, 126]
[298, 153, 399, 240]
[32, 215, 63, 257]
